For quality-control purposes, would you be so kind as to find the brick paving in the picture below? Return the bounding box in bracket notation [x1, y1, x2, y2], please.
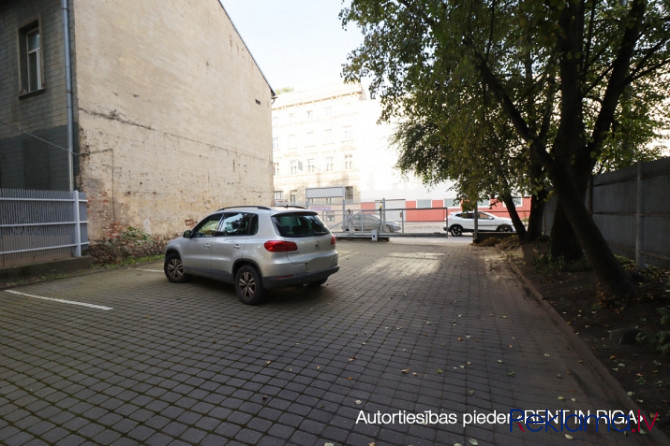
[0, 238, 663, 445]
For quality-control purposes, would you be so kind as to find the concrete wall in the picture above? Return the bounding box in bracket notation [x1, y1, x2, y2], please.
[590, 157, 670, 269]
[72, 0, 274, 241]
[543, 157, 670, 269]
[0, 0, 72, 191]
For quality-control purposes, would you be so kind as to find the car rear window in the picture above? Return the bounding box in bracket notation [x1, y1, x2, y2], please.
[272, 213, 329, 237]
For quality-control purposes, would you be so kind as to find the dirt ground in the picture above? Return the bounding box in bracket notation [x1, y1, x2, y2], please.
[491, 237, 670, 437]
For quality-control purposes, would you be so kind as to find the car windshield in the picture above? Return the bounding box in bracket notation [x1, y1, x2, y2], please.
[272, 213, 329, 237]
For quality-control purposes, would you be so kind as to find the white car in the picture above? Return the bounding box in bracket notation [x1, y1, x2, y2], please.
[445, 211, 514, 236]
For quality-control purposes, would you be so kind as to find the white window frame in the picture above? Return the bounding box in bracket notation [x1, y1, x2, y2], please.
[344, 154, 353, 170]
[19, 20, 44, 94]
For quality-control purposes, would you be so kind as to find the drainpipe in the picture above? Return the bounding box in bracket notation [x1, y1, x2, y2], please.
[62, 0, 75, 191]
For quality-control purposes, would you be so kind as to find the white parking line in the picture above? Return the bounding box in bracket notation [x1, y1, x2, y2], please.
[137, 268, 163, 273]
[3, 290, 113, 311]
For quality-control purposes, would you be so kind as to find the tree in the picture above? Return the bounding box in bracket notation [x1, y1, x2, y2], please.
[341, 0, 670, 302]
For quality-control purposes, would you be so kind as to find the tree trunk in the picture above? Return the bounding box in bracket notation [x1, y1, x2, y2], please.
[526, 191, 546, 242]
[501, 193, 527, 239]
[549, 161, 636, 301]
[550, 204, 584, 261]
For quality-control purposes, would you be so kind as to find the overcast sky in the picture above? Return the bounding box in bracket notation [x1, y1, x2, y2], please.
[220, 1, 363, 91]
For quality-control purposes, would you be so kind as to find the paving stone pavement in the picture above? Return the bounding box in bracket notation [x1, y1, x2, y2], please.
[0, 238, 664, 445]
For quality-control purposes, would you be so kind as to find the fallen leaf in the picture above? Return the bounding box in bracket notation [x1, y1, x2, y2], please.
[468, 439, 479, 445]
[401, 368, 411, 374]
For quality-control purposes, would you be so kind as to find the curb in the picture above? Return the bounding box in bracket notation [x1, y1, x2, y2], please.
[501, 249, 669, 444]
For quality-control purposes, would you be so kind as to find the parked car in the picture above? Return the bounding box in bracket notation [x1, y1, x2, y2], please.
[343, 213, 401, 232]
[164, 206, 339, 305]
[445, 211, 515, 236]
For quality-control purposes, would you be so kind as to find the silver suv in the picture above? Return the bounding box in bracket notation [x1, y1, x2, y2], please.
[164, 206, 339, 304]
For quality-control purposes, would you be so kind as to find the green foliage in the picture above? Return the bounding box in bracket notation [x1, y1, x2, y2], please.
[119, 226, 152, 245]
[341, 0, 670, 300]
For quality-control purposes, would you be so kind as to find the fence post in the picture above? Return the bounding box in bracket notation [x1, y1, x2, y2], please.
[73, 190, 82, 257]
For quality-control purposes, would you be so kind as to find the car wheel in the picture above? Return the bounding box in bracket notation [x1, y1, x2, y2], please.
[450, 225, 463, 236]
[235, 265, 265, 305]
[497, 225, 513, 232]
[164, 252, 189, 283]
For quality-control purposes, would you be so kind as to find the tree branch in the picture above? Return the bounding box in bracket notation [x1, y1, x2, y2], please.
[587, 0, 647, 157]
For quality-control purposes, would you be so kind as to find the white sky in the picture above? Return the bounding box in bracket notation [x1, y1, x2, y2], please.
[220, 1, 362, 91]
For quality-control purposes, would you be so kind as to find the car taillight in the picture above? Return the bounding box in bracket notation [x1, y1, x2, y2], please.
[331, 235, 336, 246]
[264, 240, 298, 252]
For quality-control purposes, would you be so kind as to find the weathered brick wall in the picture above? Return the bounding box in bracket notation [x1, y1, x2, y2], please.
[72, 0, 274, 242]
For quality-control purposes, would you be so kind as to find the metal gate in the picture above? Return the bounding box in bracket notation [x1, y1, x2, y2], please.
[0, 188, 88, 267]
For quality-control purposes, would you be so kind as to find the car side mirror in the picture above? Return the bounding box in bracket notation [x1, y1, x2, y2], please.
[183, 230, 192, 238]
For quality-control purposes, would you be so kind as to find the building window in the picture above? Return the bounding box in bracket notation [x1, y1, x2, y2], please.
[345, 186, 354, 201]
[444, 198, 459, 208]
[325, 157, 334, 172]
[417, 199, 432, 209]
[504, 196, 523, 207]
[290, 190, 297, 203]
[274, 191, 283, 200]
[343, 126, 353, 141]
[306, 110, 313, 119]
[307, 159, 315, 173]
[272, 137, 279, 151]
[290, 160, 298, 175]
[19, 21, 44, 94]
[274, 163, 279, 175]
[477, 199, 491, 209]
[344, 154, 353, 170]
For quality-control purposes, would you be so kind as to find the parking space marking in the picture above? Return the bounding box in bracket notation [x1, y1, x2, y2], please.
[3, 289, 113, 311]
[137, 268, 163, 273]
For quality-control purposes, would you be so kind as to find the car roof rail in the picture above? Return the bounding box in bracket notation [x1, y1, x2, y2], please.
[217, 205, 272, 211]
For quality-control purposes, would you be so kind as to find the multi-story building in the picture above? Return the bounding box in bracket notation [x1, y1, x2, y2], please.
[272, 83, 462, 227]
[0, 0, 274, 245]
[272, 83, 367, 206]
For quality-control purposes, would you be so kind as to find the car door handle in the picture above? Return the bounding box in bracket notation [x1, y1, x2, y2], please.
[204, 243, 211, 248]
[234, 244, 241, 249]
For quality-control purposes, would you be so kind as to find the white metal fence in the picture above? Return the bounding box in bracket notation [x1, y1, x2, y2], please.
[0, 189, 88, 268]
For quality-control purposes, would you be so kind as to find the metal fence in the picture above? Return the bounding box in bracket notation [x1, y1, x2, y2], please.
[0, 189, 88, 268]
[307, 201, 452, 236]
[543, 157, 670, 269]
